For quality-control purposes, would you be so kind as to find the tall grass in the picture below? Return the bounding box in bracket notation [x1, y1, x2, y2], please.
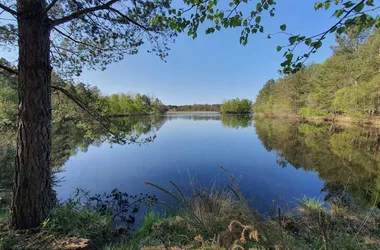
[130, 168, 380, 250]
[42, 197, 114, 247]
[297, 195, 325, 210]
[2, 168, 380, 249]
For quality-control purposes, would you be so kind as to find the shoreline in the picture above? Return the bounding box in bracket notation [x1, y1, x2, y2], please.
[255, 113, 380, 128]
[165, 111, 220, 114]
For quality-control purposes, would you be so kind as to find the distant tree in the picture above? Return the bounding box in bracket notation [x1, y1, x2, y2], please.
[165, 104, 221, 112]
[221, 98, 252, 114]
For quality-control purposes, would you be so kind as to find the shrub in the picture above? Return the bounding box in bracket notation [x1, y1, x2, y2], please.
[298, 108, 328, 118]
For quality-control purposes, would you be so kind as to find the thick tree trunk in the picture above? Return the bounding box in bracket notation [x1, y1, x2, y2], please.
[12, 0, 53, 229]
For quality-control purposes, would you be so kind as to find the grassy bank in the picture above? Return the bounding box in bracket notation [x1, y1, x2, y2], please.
[1, 170, 380, 249]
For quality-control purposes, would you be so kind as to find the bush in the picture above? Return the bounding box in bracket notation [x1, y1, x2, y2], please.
[298, 108, 328, 118]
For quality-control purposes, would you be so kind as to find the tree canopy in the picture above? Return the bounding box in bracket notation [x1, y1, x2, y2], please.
[253, 28, 380, 118]
[221, 98, 253, 114]
[165, 104, 220, 112]
[0, 0, 176, 76]
[159, 0, 380, 73]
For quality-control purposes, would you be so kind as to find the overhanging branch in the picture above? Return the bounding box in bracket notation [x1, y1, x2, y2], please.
[0, 63, 18, 75]
[52, 0, 118, 26]
[51, 85, 125, 141]
[107, 7, 149, 31]
[0, 3, 17, 16]
[42, 0, 60, 16]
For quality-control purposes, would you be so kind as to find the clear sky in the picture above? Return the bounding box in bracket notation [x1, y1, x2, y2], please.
[78, 1, 338, 105]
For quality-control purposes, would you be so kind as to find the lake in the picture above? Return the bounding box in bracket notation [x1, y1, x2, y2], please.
[51, 114, 380, 213]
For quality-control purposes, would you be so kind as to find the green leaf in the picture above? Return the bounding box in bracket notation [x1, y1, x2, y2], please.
[276, 46, 282, 52]
[280, 24, 286, 31]
[366, 0, 374, 6]
[324, 1, 330, 9]
[305, 38, 312, 46]
[312, 41, 322, 49]
[334, 9, 345, 18]
[329, 26, 337, 33]
[337, 26, 346, 34]
[314, 2, 323, 10]
[345, 18, 354, 26]
[376, 17, 380, 28]
[256, 16, 262, 23]
[285, 53, 293, 61]
[343, 1, 355, 8]
[205, 27, 215, 34]
[354, 2, 365, 12]
[289, 36, 298, 45]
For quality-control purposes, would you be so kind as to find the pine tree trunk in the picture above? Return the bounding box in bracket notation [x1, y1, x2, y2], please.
[11, 0, 53, 229]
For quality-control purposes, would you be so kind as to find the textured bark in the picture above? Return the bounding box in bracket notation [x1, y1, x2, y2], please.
[11, 0, 53, 229]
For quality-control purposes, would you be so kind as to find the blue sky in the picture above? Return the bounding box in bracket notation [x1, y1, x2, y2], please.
[78, 0, 341, 105]
[0, 0, 341, 105]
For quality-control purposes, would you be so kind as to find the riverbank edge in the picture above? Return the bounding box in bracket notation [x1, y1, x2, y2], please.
[165, 111, 221, 114]
[1, 183, 379, 250]
[255, 113, 380, 128]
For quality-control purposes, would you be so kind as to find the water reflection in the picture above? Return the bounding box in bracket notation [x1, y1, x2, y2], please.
[221, 115, 252, 129]
[254, 118, 380, 208]
[1, 115, 380, 211]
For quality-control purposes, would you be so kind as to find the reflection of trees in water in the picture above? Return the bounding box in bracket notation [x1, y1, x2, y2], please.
[254, 118, 380, 208]
[163, 114, 222, 121]
[0, 115, 257, 191]
[0, 116, 167, 191]
[221, 115, 252, 129]
[163, 114, 254, 129]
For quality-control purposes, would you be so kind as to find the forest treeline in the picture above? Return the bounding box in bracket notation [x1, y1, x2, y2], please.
[0, 72, 166, 126]
[221, 98, 253, 114]
[165, 104, 221, 112]
[253, 29, 380, 118]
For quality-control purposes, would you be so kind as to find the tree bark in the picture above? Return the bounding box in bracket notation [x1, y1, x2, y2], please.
[12, 0, 53, 229]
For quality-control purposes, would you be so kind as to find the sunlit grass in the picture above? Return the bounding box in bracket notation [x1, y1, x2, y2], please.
[297, 195, 324, 210]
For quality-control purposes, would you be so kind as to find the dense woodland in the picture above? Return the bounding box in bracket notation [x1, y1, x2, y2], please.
[221, 98, 253, 114]
[254, 29, 380, 118]
[0, 73, 166, 127]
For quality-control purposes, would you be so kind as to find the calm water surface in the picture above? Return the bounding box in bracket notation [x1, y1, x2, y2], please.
[54, 114, 380, 211]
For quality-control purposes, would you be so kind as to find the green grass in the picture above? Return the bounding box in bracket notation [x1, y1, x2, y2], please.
[137, 211, 162, 237]
[297, 195, 325, 210]
[103, 211, 164, 250]
[42, 200, 113, 246]
[2, 170, 380, 250]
